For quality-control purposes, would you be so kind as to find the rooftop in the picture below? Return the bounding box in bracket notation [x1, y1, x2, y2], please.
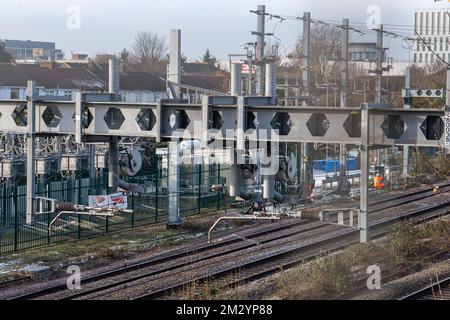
[3, 40, 55, 50]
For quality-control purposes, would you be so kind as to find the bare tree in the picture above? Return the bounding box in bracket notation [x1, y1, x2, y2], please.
[131, 32, 168, 73]
[296, 24, 341, 91]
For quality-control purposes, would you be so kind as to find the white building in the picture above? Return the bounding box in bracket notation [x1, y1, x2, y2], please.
[413, 8, 450, 65]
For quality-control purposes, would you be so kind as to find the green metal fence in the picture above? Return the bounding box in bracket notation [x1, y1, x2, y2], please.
[0, 165, 234, 254]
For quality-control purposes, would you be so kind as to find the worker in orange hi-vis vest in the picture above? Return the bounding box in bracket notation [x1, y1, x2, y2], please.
[373, 174, 385, 190]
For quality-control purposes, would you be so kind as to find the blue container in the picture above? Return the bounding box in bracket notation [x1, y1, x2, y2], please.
[326, 160, 339, 173]
[313, 160, 326, 171]
[346, 158, 358, 171]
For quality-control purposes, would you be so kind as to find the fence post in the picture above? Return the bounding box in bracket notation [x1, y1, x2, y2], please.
[47, 182, 51, 244]
[77, 176, 81, 239]
[13, 184, 18, 251]
[131, 191, 135, 228]
[2, 183, 6, 227]
[217, 164, 221, 210]
[155, 172, 159, 223]
[198, 165, 201, 215]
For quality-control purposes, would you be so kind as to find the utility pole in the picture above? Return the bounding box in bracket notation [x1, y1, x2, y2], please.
[340, 19, 349, 108]
[375, 25, 383, 165]
[301, 11, 314, 200]
[247, 49, 253, 95]
[302, 12, 311, 106]
[339, 19, 349, 181]
[254, 5, 266, 96]
[375, 24, 383, 104]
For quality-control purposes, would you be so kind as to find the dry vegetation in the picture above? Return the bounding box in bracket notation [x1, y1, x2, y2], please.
[199, 218, 450, 300]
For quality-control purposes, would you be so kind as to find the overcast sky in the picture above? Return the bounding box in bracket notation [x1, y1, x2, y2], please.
[0, 0, 449, 62]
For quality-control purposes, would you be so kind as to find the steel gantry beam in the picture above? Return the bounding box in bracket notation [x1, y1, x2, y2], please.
[1, 94, 448, 243]
[0, 97, 446, 147]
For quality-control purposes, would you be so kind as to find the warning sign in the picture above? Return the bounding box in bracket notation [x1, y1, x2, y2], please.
[89, 193, 128, 210]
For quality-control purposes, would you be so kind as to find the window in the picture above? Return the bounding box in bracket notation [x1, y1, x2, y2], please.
[419, 53, 423, 63]
[425, 53, 428, 63]
[438, 12, 441, 35]
[430, 12, 436, 34]
[10, 88, 20, 99]
[414, 53, 417, 63]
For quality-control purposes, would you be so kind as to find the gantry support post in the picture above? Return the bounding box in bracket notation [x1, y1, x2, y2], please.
[108, 58, 120, 192]
[230, 163, 241, 198]
[167, 141, 181, 226]
[403, 66, 412, 176]
[26, 80, 36, 225]
[360, 104, 370, 243]
[108, 138, 120, 192]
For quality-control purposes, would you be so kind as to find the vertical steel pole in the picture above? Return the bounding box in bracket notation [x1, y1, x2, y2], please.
[265, 63, 277, 105]
[247, 51, 253, 95]
[302, 12, 311, 105]
[167, 29, 181, 99]
[340, 19, 349, 108]
[108, 57, 120, 97]
[340, 18, 349, 177]
[375, 25, 383, 165]
[167, 141, 181, 226]
[255, 5, 266, 96]
[375, 25, 383, 104]
[108, 138, 120, 191]
[302, 12, 314, 198]
[26, 80, 36, 225]
[231, 63, 243, 96]
[360, 104, 370, 243]
[108, 58, 120, 192]
[403, 67, 411, 176]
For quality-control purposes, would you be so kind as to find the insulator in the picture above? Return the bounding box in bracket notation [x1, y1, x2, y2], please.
[55, 202, 80, 212]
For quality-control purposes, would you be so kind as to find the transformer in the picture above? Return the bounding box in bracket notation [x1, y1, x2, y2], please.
[0, 158, 26, 178]
[36, 156, 60, 176]
[60, 154, 88, 172]
[95, 152, 108, 169]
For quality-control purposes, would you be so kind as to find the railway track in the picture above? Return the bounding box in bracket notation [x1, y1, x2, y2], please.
[399, 274, 450, 300]
[134, 201, 450, 300]
[7, 183, 450, 300]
